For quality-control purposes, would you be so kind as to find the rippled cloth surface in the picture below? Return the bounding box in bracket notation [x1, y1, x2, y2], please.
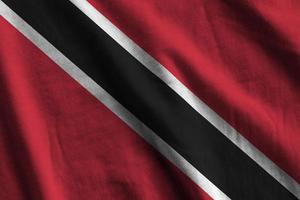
[0, 0, 299, 199]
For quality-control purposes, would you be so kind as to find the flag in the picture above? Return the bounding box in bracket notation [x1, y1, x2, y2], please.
[0, 0, 299, 199]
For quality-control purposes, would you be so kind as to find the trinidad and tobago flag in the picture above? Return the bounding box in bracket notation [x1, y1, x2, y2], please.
[0, 1, 299, 199]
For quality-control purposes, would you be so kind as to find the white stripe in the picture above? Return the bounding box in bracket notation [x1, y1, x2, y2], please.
[0, 1, 230, 199]
[68, 0, 300, 198]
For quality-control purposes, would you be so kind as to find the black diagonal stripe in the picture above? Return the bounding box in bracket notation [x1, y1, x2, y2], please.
[3, 0, 297, 199]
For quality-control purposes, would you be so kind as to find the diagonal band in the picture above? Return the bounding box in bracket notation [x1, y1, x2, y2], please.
[1, 0, 299, 199]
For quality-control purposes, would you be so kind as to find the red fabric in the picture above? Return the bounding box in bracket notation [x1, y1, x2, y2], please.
[88, 0, 300, 182]
[0, 18, 212, 200]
